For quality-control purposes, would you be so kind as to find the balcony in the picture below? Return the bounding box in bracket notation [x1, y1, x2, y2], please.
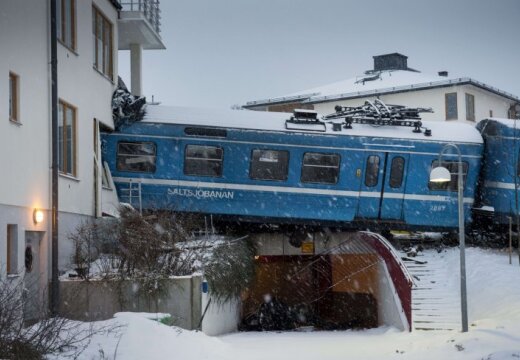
[118, 0, 165, 50]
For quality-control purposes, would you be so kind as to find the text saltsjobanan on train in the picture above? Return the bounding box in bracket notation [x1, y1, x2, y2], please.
[100, 100, 520, 237]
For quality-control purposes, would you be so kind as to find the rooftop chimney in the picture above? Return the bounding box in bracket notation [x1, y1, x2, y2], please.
[438, 71, 448, 77]
[373, 53, 408, 71]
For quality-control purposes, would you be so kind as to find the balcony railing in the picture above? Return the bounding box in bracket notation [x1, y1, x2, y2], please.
[120, 0, 162, 35]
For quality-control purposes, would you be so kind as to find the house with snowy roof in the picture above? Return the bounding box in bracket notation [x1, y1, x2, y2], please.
[0, 0, 164, 320]
[244, 53, 519, 123]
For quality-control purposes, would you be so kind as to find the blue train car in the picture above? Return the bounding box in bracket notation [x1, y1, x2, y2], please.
[101, 105, 483, 231]
[476, 118, 520, 225]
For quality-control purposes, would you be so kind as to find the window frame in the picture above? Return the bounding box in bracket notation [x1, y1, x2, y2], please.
[58, 100, 77, 177]
[7, 224, 18, 275]
[92, 6, 114, 79]
[465, 93, 475, 121]
[389, 156, 405, 189]
[9, 72, 19, 123]
[184, 144, 224, 178]
[57, 0, 76, 50]
[116, 141, 157, 174]
[445, 92, 458, 120]
[364, 155, 381, 187]
[249, 149, 290, 182]
[428, 160, 468, 192]
[300, 152, 341, 185]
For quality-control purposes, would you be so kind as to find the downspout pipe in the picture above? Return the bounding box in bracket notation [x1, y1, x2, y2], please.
[50, 0, 60, 316]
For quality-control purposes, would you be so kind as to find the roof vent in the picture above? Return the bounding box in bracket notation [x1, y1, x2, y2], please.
[373, 53, 408, 71]
[438, 71, 448, 77]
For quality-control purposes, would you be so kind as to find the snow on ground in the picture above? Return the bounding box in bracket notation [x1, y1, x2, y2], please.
[51, 248, 520, 360]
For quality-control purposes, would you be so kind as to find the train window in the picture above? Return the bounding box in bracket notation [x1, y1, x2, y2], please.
[365, 155, 380, 187]
[301, 152, 340, 184]
[250, 149, 289, 181]
[116, 142, 156, 173]
[184, 145, 223, 177]
[428, 161, 468, 191]
[389, 157, 405, 188]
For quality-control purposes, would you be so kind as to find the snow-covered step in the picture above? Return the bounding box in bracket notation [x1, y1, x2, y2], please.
[402, 251, 462, 331]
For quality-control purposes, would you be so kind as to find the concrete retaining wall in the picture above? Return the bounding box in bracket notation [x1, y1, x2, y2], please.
[201, 291, 240, 336]
[60, 275, 202, 330]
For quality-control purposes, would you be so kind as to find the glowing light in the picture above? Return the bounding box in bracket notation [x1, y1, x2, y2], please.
[33, 209, 44, 224]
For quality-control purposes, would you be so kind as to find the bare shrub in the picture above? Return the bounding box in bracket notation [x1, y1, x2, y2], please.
[0, 275, 116, 359]
[69, 207, 257, 308]
[68, 207, 205, 300]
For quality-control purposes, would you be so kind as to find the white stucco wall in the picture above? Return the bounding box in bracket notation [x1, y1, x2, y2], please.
[0, 1, 52, 280]
[0, 0, 121, 277]
[58, 0, 118, 216]
[312, 84, 515, 124]
[0, 0, 51, 211]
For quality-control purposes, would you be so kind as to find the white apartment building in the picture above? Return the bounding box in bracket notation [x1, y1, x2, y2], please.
[244, 53, 519, 123]
[0, 0, 164, 319]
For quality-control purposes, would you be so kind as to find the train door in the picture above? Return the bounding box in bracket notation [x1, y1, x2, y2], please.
[380, 154, 409, 220]
[357, 153, 408, 220]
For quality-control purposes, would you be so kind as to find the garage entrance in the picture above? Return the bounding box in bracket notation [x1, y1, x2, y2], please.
[241, 232, 412, 331]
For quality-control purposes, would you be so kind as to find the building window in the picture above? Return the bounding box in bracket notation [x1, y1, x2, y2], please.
[389, 157, 405, 188]
[9, 72, 19, 122]
[428, 160, 468, 191]
[250, 149, 289, 181]
[92, 7, 113, 79]
[365, 155, 380, 187]
[117, 142, 157, 173]
[57, 0, 76, 50]
[465, 93, 475, 121]
[509, 104, 519, 119]
[445, 93, 458, 120]
[301, 152, 340, 184]
[184, 145, 223, 177]
[58, 101, 77, 176]
[7, 225, 18, 275]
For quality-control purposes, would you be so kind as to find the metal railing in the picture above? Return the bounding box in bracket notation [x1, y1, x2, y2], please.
[120, 0, 162, 35]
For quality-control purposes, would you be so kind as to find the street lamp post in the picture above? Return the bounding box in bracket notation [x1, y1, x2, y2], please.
[429, 143, 469, 333]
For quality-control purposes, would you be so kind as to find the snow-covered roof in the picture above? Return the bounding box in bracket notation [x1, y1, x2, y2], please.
[483, 117, 519, 129]
[245, 70, 519, 107]
[142, 105, 483, 144]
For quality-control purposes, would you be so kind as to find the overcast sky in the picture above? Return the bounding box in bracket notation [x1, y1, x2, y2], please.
[118, 0, 520, 109]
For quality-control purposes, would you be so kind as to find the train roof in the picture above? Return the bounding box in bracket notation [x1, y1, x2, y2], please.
[477, 118, 520, 137]
[142, 105, 483, 144]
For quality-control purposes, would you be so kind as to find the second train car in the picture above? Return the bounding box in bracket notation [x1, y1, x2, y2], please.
[475, 118, 520, 229]
[101, 105, 484, 231]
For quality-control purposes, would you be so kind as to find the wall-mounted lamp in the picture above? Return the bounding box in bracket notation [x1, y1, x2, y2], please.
[33, 209, 44, 224]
